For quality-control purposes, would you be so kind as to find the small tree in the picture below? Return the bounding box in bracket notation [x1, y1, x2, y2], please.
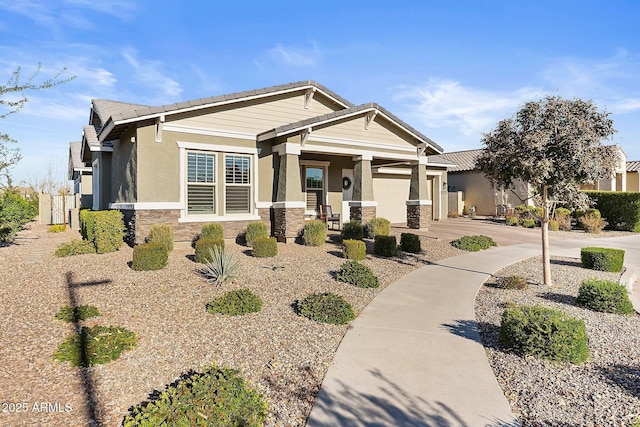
[476, 96, 618, 285]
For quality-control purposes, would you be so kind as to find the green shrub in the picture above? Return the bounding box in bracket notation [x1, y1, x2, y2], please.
[548, 219, 559, 231]
[450, 235, 497, 252]
[207, 289, 262, 316]
[245, 221, 268, 247]
[55, 305, 101, 323]
[53, 325, 137, 367]
[514, 205, 529, 217]
[200, 246, 240, 286]
[303, 219, 327, 246]
[195, 238, 225, 263]
[146, 224, 174, 252]
[496, 275, 527, 290]
[297, 292, 356, 325]
[200, 222, 225, 241]
[373, 235, 398, 257]
[342, 239, 366, 260]
[79, 209, 96, 242]
[54, 239, 96, 257]
[555, 207, 573, 231]
[521, 218, 536, 228]
[399, 233, 421, 253]
[555, 207, 571, 217]
[49, 224, 66, 233]
[341, 220, 364, 240]
[505, 215, 519, 226]
[585, 191, 640, 232]
[365, 217, 390, 239]
[576, 278, 634, 315]
[580, 247, 625, 272]
[576, 208, 601, 219]
[92, 210, 124, 253]
[336, 260, 379, 288]
[499, 305, 589, 364]
[252, 237, 277, 257]
[0, 191, 37, 226]
[122, 365, 267, 427]
[0, 224, 18, 243]
[578, 211, 607, 234]
[132, 243, 168, 271]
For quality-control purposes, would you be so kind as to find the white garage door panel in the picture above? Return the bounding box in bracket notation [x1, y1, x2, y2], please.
[373, 175, 410, 224]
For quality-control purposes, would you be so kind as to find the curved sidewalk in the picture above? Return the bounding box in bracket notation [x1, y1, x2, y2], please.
[306, 235, 640, 427]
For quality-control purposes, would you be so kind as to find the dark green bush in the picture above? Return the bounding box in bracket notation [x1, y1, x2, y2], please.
[245, 221, 268, 247]
[500, 305, 589, 364]
[399, 233, 421, 253]
[93, 210, 124, 253]
[54, 325, 137, 367]
[132, 243, 168, 271]
[365, 217, 390, 239]
[195, 238, 225, 263]
[496, 275, 527, 290]
[580, 247, 625, 272]
[373, 235, 398, 257]
[0, 191, 37, 243]
[55, 305, 101, 323]
[450, 235, 497, 252]
[336, 260, 379, 288]
[200, 223, 225, 241]
[341, 220, 364, 240]
[297, 292, 356, 324]
[576, 279, 634, 315]
[252, 237, 277, 257]
[55, 239, 96, 257]
[303, 219, 327, 246]
[548, 219, 559, 231]
[146, 224, 174, 252]
[505, 215, 519, 226]
[207, 289, 263, 316]
[342, 239, 366, 260]
[585, 190, 640, 232]
[79, 209, 96, 242]
[122, 365, 267, 427]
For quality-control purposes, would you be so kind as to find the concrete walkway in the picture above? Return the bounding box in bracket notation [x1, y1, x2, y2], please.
[306, 234, 640, 427]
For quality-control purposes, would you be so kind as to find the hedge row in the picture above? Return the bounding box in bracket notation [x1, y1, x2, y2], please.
[584, 191, 640, 232]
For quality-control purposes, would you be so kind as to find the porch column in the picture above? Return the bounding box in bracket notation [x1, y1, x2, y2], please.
[350, 155, 377, 223]
[273, 142, 305, 243]
[407, 158, 432, 229]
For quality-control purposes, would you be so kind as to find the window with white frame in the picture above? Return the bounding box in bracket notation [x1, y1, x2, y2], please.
[187, 152, 216, 214]
[305, 166, 324, 214]
[225, 154, 251, 214]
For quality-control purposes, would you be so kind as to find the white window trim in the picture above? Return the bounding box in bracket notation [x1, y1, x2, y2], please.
[300, 160, 329, 216]
[186, 151, 217, 216]
[223, 153, 252, 215]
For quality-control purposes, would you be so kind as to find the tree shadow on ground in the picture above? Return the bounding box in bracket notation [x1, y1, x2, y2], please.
[550, 258, 583, 268]
[307, 368, 519, 427]
[597, 364, 640, 398]
[537, 291, 576, 306]
[441, 319, 502, 351]
[64, 271, 112, 427]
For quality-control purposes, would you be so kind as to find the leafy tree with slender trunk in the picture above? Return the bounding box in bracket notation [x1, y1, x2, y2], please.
[475, 96, 619, 285]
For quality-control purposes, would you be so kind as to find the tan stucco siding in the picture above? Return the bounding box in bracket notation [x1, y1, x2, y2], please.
[136, 125, 181, 203]
[627, 172, 640, 192]
[170, 94, 339, 134]
[111, 127, 138, 203]
[257, 143, 275, 203]
[313, 116, 417, 149]
[448, 171, 528, 216]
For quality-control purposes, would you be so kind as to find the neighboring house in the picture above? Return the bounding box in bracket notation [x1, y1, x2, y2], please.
[80, 81, 449, 244]
[68, 141, 93, 208]
[580, 147, 627, 192]
[627, 161, 640, 192]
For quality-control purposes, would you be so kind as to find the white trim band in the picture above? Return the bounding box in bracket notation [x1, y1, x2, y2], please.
[348, 201, 378, 207]
[406, 200, 433, 206]
[273, 201, 306, 209]
[177, 141, 259, 154]
[178, 214, 262, 223]
[166, 124, 256, 141]
[110, 202, 183, 210]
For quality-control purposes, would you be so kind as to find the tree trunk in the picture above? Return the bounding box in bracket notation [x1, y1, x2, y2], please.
[541, 185, 552, 285]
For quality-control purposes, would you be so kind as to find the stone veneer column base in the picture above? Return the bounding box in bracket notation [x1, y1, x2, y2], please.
[273, 207, 305, 243]
[350, 206, 377, 223]
[406, 201, 432, 230]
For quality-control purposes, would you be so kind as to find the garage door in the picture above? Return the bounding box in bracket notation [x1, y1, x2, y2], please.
[373, 174, 410, 224]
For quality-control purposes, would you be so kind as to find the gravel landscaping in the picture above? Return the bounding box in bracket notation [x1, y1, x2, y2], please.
[0, 224, 461, 426]
[476, 256, 640, 427]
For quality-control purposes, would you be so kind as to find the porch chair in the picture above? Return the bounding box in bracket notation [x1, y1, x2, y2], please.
[320, 205, 341, 230]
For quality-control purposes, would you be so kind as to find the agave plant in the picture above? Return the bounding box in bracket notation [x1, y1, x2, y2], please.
[200, 245, 240, 286]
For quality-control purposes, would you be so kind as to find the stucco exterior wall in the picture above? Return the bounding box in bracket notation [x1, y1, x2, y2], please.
[447, 171, 526, 216]
[136, 125, 180, 203]
[627, 172, 640, 192]
[111, 126, 138, 203]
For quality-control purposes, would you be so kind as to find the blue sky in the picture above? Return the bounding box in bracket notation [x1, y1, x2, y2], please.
[1, 0, 639, 186]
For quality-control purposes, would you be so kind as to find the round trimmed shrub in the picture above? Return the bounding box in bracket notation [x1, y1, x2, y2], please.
[146, 224, 174, 252]
[399, 233, 421, 254]
[548, 219, 559, 231]
[341, 220, 364, 240]
[207, 289, 263, 316]
[342, 239, 366, 260]
[122, 365, 267, 427]
[54, 325, 137, 367]
[365, 217, 390, 239]
[252, 237, 277, 257]
[200, 223, 225, 241]
[505, 215, 519, 226]
[576, 279, 634, 314]
[245, 221, 268, 247]
[450, 235, 497, 252]
[337, 260, 379, 288]
[580, 247, 624, 272]
[195, 238, 225, 263]
[297, 292, 356, 324]
[500, 305, 589, 364]
[303, 220, 327, 246]
[132, 242, 168, 271]
[521, 218, 536, 228]
[373, 235, 398, 257]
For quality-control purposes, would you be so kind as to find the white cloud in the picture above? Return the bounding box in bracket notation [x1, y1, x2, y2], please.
[122, 49, 182, 98]
[267, 42, 323, 67]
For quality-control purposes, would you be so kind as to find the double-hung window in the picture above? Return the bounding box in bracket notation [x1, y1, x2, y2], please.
[187, 152, 216, 214]
[225, 154, 251, 214]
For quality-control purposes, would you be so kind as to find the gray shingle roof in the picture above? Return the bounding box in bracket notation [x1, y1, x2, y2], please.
[92, 99, 149, 127]
[439, 149, 484, 172]
[68, 141, 84, 169]
[426, 154, 457, 167]
[627, 161, 640, 172]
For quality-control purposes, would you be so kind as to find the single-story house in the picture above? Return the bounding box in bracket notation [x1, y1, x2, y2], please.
[79, 81, 451, 244]
[68, 141, 93, 208]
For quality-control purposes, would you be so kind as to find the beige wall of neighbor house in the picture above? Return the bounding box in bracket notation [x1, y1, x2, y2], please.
[447, 171, 527, 216]
[627, 172, 640, 192]
[79, 174, 93, 208]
